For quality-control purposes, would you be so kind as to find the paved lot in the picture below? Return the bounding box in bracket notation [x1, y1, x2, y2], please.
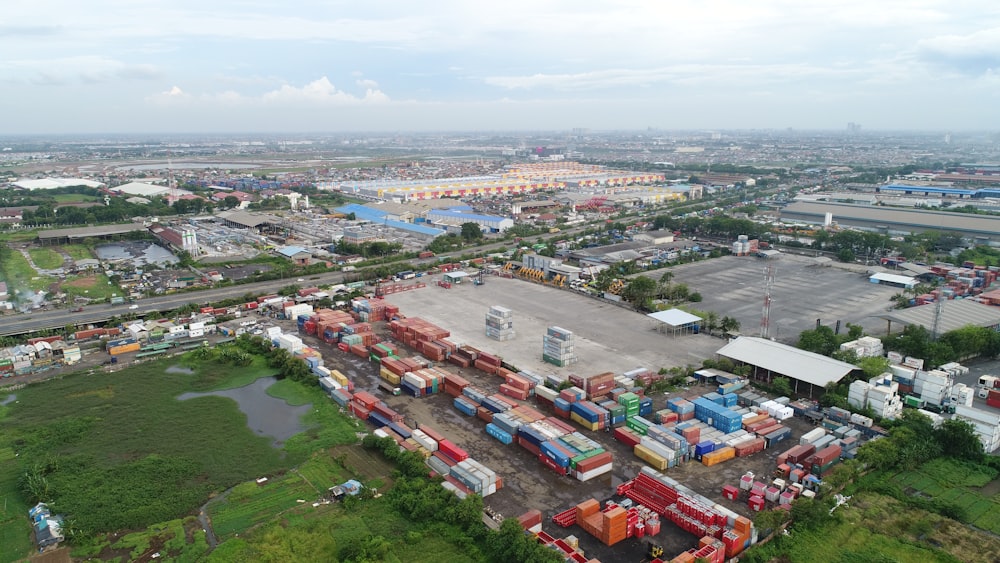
[384, 276, 724, 378]
[663, 254, 901, 343]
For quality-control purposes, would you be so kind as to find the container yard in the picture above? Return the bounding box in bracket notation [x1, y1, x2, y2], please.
[283, 276, 841, 561]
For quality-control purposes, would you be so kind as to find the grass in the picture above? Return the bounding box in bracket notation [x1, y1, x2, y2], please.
[50, 194, 100, 203]
[0, 247, 51, 293]
[72, 517, 209, 562]
[61, 244, 94, 261]
[27, 248, 64, 270]
[61, 273, 118, 301]
[893, 457, 1000, 534]
[0, 355, 359, 561]
[209, 473, 319, 539]
[207, 493, 482, 563]
[747, 492, 996, 563]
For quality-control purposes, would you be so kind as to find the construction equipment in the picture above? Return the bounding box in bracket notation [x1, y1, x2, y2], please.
[607, 279, 625, 295]
[645, 542, 664, 560]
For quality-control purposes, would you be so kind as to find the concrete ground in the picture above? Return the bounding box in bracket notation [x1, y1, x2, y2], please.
[383, 276, 724, 378]
[662, 254, 901, 343]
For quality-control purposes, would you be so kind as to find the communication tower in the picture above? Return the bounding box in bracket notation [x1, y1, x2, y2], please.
[760, 264, 775, 339]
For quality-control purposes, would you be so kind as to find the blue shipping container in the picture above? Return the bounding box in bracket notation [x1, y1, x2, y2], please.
[486, 423, 514, 445]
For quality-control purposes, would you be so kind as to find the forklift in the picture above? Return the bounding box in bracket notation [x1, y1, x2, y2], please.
[641, 541, 664, 562]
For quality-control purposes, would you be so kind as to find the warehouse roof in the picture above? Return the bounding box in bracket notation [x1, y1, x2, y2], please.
[216, 210, 280, 228]
[876, 299, 1000, 333]
[647, 309, 702, 327]
[781, 201, 1000, 237]
[108, 182, 171, 197]
[13, 177, 104, 190]
[37, 223, 149, 240]
[716, 336, 857, 388]
[898, 263, 933, 276]
[336, 204, 444, 237]
[870, 272, 917, 286]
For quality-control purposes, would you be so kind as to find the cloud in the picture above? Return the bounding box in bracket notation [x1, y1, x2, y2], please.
[261, 77, 389, 104]
[0, 56, 160, 84]
[917, 27, 1000, 73]
[148, 77, 391, 107]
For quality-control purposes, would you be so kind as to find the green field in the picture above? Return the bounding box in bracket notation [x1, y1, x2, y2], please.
[62, 244, 94, 261]
[27, 247, 64, 270]
[207, 493, 482, 563]
[745, 492, 998, 563]
[0, 354, 359, 562]
[893, 458, 1000, 534]
[0, 248, 50, 293]
[60, 273, 118, 301]
[50, 194, 100, 203]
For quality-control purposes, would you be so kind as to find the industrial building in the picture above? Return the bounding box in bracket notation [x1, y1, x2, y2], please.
[107, 182, 175, 198]
[36, 223, 151, 245]
[868, 272, 917, 289]
[332, 175, 564, 201]
[647, 309, 703, 336]
[780, 201, 1000, 244]
[335, 204, 445, 238]
[426, 207, 514, 233]
[715, 337, 858, 398]
[875, 300, 1000, 334]
[11, 177, 104, 190]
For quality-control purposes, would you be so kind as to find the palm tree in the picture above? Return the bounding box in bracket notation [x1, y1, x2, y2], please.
[703, 311, 719, 336]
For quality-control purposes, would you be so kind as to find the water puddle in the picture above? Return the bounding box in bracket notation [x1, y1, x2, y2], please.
[178, 377, 311, 446]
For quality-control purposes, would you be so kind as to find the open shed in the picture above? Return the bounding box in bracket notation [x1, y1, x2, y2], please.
[647, 308, 703, 336]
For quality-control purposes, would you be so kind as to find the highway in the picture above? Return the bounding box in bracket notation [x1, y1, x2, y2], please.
[0, 271, 352, 337]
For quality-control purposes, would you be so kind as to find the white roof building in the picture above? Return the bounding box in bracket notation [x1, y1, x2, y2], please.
[12, 178, 104, 190]
[647, 308, 702, 336]
[108, 182, 172, 197]
[716, 336, 858, 397]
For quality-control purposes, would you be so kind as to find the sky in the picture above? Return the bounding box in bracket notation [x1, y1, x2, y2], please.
[3, 1, 1000, 134]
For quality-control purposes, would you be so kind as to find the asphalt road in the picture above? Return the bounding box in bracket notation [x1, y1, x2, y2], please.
[0, 271, 353, 337]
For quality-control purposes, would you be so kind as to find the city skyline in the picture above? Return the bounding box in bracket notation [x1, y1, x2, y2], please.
[4, 1, 999, 134]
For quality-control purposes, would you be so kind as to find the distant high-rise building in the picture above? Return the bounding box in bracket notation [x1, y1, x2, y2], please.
[944, 132, 952, 144]
[847, 122, 862, 133]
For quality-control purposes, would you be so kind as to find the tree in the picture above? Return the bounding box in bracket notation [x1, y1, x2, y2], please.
[797, 326, 838, 356]
[720, 316, 741, 333]
[837, 248, 856, 263]
[223, 195, 240, 209]
[773, 376, 793, 397]
[858, 356, 890, 378]
[622, 275, 657, 311]
[935, 419, 984, 462]
[460, 222, 484, 242]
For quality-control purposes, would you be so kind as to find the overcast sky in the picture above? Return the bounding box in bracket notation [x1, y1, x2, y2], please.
[3, 1, 999, 134]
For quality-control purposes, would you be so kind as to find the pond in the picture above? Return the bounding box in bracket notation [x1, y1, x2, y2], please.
[177, 376, 311, 447]
[95, 242, 179, 267]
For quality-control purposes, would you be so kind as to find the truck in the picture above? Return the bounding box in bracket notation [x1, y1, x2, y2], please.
[978, 375, 1000, 398]
[110, 296, 125, 306]
[379, 380, 401, 396]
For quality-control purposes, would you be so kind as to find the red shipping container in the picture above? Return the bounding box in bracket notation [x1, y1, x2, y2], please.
[505, 373, 533, 392]
[988, 389, 1000, 408]
[519, 436, 541, 456]
[539, 452, 568, 475]
[349, 403, 370, 420]
[353, 391, 379, 408]
[722, 485, 739, 501]
[614, 427, 641, 447]
[576, 451, 613, 473]
[372, 403, 404, 423]
[437, 439, 468, 462]
[735, 438, 766, 457]
[500, 383, 530, 401]
[478, 352, 501, 366]
[477, 406, 494, 423]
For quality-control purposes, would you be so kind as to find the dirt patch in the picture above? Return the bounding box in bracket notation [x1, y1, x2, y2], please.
[63, 275, 99, 289]
[979, 478, 1000, 497]
[330, 444, 395, 488]
[29, 547, 71, 563]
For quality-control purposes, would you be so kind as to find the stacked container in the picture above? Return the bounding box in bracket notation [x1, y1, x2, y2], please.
[485, 305, 515, 341]
[542, 326, 577, 367]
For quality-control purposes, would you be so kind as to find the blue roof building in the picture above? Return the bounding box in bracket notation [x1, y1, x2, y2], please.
[426, 207, 514, 233]
[335, 204, 444, 237]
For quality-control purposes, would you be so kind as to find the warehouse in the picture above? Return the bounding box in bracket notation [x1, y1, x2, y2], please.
[36, 223, 150, 245]
[107, 182, 174, 198]
[715, 336, 858, 397]
[426, 207, 514, 233]
[215, 210, 282, 232]
[876, 299, 1000, 334]
[12, 177, 104, 190]
[335, 204, 445, 238]
[780, 201, 1000, 244]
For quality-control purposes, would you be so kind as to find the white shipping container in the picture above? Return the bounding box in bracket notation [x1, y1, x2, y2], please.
[411, 429, 438, 452]
[576, 462, 613, 482]
[800, 428, 826, 445]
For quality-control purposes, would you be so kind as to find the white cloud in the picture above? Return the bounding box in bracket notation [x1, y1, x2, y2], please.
[148, 77, 390, 107]
[355, 78, 379, 90]
[261, 77, 389, 104]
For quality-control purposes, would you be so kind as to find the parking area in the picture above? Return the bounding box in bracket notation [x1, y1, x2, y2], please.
[665, 254, 901, 343]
